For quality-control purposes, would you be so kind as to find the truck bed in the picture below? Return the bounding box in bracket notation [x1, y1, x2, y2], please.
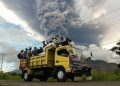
[29, 51, 54, 68]
[29, 53, 47, 67]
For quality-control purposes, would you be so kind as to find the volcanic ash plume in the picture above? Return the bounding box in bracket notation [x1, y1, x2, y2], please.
[36, 0, 78, 37]
[36, 0, 107, 44]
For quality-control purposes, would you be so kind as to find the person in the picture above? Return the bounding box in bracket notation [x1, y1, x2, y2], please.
[43, 41, 56, 51]
[25, 48, 29, 59]
[32, 47, 38, 56]
[27, 47, 32, 58]
[68, 39, 75, 47]
[36, 47, 43, 54]
[55, 35, 60, 43]
[52, 37, 60, 47]
[22, 49, 27, 59]
[62, 38, 69, 46]
[60, 37, 65, 45]
[39, 47, 43, 53]
[42, 41, 46, 48]
[17, 50, 24, 59]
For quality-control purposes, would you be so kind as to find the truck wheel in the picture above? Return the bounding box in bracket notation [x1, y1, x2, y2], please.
[24, 72, 33, 81]
[56, 68, 67, 82]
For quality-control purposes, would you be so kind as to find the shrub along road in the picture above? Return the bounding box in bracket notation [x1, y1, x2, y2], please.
[0, 81, 120, 86]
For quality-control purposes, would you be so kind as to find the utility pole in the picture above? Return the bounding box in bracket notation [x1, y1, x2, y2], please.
[0, 52, 6, 71]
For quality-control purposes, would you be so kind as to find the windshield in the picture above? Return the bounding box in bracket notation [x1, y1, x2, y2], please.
[69, 47, 88, 68]
[69, 47, 87, 63]
[72, 48, 82, 57]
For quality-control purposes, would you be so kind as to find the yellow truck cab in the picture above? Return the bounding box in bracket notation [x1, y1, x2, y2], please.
[20, 44, 92, 82]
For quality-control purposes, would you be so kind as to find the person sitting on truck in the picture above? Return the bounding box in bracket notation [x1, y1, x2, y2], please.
[52, 37, 60, 47]
[61, 38, 69, 46]
[68, 39, 75, 47]
[39, 47, 43, 53]
[32, 47, 39, 56]
[17, 50, 24, 59]
[25, 48, 30, 59]
[27, 47, 32, 58]
[36, 47, 43, 54]
[42, 41, 46, 48]
[60, 37, 65, 46]
[43, 41, 56, 51]
[55, 35, 60, 43]
[22, 49, 27, 59]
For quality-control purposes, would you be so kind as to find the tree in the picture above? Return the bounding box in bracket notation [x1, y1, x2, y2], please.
[111, 41, 120, 69]
[111, 41, 120, 56]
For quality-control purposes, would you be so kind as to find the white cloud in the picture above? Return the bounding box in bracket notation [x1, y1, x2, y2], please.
[89, 44, 120, 63]
[0, 1, 45, 41]
[0, 42, 19, 72]
[2, 62, 19, 72]
[100, 25, 120, 49]
[73, 44, 120, 63]
[93, 8, 107, 19]
[0, 27, 41, 48]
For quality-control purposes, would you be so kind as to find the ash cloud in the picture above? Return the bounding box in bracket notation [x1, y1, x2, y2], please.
[36, 0, 106, 44]
[36, 0, 79, 36]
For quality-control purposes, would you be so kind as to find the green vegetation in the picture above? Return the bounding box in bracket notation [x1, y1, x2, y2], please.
[92, 70, 120, 81]
[0, 71, 21, 80]
[0, 70, 120, 81]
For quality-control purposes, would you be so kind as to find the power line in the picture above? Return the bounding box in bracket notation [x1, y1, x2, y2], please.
[92, 12, 120, 26]
[73, 40, 119, 51]
[79, 7, 120, 26]
[90, 40, 119, 48]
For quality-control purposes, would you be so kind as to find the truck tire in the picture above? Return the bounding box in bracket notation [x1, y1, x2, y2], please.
[24, 72, 33, 81]
[56, 68, 67, 82]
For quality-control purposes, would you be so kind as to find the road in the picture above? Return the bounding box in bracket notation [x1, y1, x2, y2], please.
[0, 81, 120, 86]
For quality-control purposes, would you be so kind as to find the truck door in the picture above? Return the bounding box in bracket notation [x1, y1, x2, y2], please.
[55, 48, 70, 69]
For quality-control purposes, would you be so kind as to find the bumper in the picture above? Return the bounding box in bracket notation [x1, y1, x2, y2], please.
[74, 67, 92, 77]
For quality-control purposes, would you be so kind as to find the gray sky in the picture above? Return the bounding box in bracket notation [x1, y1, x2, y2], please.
[0, 0, 120, 72]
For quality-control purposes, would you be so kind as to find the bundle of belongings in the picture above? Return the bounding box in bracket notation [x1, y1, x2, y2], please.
[17, 35, 74, 59]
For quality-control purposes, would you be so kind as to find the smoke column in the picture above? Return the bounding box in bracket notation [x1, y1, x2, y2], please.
[36, 0, 79, 37]
[36, 0, 106, 44]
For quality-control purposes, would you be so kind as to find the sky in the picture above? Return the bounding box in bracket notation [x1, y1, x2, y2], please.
[0, 0, 120, 72]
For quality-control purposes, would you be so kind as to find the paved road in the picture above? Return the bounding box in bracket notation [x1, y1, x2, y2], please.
[0, 81, 120, 86]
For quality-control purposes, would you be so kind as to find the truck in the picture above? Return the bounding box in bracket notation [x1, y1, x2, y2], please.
[19, 44, 92, 82]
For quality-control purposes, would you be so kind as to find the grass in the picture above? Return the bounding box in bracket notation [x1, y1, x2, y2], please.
[0, 70, 120, 81]
[0, 72, 21, 80]
[92, 70, 120, 81]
